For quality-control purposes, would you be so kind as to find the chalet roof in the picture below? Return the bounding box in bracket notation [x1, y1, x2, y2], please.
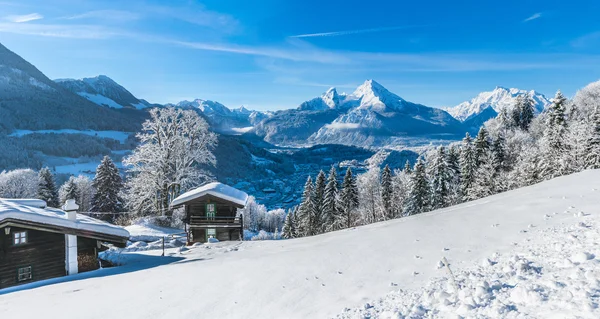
[0, 199, 130, 240]
[170, 182, 248, 207]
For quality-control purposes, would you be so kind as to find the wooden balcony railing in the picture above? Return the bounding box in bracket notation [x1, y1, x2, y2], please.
[190, 216, 241, 225]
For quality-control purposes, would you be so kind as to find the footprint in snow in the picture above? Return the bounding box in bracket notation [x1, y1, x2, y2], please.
[491, 224, 500, 228]
[415, 255, 422, 259]
[413, 271, 419, 276]
[443, 248, 450, 251]
[337, 271, 343, 275]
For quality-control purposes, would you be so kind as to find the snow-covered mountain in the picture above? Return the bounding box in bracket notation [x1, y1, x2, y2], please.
[444, 86, 551, 127]
[255, 80, 463, 147]
[0, 42, 143, 133]
[55, 75, 155, 110]
[167, 99, 269, 134]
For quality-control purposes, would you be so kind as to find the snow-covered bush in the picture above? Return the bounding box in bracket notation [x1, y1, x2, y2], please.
[0, 168, 38, 199]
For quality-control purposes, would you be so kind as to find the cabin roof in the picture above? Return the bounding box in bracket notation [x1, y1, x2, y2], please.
[0, 199, 130, 240]
[170, 182, 248, 208]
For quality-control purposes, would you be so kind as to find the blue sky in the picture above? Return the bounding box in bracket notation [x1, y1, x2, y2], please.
[1, 0, 600, 111]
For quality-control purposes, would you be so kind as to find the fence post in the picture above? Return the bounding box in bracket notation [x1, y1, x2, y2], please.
[161, 236, 165, 257]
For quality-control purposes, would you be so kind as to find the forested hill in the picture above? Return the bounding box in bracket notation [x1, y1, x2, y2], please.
[0, 42, 147, 133]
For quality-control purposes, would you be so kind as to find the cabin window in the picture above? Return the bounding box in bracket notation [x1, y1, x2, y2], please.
[17, 266, 32, 281]
[206, 203, 216, 220]
[207, 228, 216, 240]
[13, 231, 27, 245]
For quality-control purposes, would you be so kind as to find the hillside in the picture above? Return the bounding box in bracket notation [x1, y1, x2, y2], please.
[2, 170, 599, 318]
[0, 43, 146, 133]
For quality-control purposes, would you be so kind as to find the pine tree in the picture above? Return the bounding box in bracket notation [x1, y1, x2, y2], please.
[380, 164, 393, 219]
[459, 133, 476, 201]
[469, 150, 497, 200]
[520, 93, 536, 131]
[91, 156, 124, 220]
[403, 160, 412, 174]
[403, 158, 429, 216]
[585, 107, 600, 169]
[474, 126, 490, 167]
[322, 166, 339, 232]
[540, 91, 569, 179]
[429, 146, 451, 209]
[339, 168, 359, 229]
[59, 176, 80, 207]
[282, 209, 296, 239]
[297, 176, 316, 236]
[491, 133, 507, 172]
[313, 170, 326, 234]
[446, 145, 462, 205]
[37, 167, 59, 208]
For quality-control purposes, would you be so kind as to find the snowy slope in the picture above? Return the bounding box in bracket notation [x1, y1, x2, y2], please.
[444, 86, 551, 122]
[2, 170, 600, 318]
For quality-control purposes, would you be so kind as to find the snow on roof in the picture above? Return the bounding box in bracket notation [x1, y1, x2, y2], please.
[0, 199, 129, 239]
[170, 182, 248, 207]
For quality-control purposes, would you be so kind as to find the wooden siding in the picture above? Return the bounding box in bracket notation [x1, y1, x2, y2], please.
[0, 226, 66, 289]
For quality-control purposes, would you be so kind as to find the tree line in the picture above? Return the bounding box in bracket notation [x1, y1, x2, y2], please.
[281, 81, 600, 239]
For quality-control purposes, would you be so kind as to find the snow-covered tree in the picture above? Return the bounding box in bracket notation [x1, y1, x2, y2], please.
[282, 209, 296, 239]
[403, 158, 429, 216]
[59, 176, 80, 208]
[573, 80, 600, 120]
[468, 150, 498, 200]
[391, 169, 410, 216]
[296, 176, 316, 236]
[73, 175, 95, 213]
[474, 126, 491, 167]
[322, 166, 339, 232]
[37, 167, 59, 208]
[0, 169, 38, 199]
[241, 196, 267, 233]
[313, 170, 326, 234]
[459, 133, 476, 201]
[585, 107, 600, 169]
[91, 156, 123, 217]
[403, 160, 412, 174]
[539, 91, 569, 179]
[428, 146, 451, 209]
[491, 132, 507, 172]
[338, 168, 359, 229]
[446, 145, 462, 204]
[357, 165, 382, 224]
[380, 164, 393, 219]
[511, 94, 535, 131]
[123, 107, 217, 216]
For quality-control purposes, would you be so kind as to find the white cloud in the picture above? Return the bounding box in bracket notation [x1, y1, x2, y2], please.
[290, 25, 423, 38]
[523, 13, 542, 22]
[5, 13, 43, 23]
[64, 10, 141, 21]
[324, 123, 360, 130]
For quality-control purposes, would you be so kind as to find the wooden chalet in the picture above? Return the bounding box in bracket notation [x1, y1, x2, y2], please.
[170, 182, 248, 244]
[0, 199, 129, 289]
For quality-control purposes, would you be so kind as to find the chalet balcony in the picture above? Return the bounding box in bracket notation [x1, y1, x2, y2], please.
[189, 216, 242, 228]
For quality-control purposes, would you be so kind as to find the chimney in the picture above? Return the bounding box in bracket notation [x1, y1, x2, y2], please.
[62, 199, 79, 220]
[62, 199, 79, 275]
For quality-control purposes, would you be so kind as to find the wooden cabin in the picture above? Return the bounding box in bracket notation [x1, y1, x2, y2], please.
[0, 199, 129, 290]
[170, 182, 248, 244]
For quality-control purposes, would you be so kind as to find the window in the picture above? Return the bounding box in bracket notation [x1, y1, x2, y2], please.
[207, 228, 216, 239]
[206, 203, 216, 220]
[13, 231, 27, 245]
[18, 266, 32, 281]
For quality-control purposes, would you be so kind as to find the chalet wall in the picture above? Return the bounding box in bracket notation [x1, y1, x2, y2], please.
[0, 226, 66, 289]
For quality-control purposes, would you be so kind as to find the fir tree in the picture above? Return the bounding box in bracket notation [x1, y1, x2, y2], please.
[403, 158, 429, 216]
[491, 133, 507, 172]
[282, 209, 296, 239]
[429, 146, 451, 209]
[519, 93, 536, 131]
[59, 176, 80, 207]
[297, 176, 316, 236]
[37, 167, 59, 208]
[91, 156, 124, 219]
[540, 91, 569, 179]
[313, 170, 326, 234]
[585, 107, 600, 169]
[380, 164, 393, 219]
[459, 133, 476, 201]
[446, 145, 462, 205]
[339, 167, 359, 229]
[403, 160, 412, 174]
[469, 150, 497, 200]
[322, 166, 339, 232]
[474, 126, 490, 167]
